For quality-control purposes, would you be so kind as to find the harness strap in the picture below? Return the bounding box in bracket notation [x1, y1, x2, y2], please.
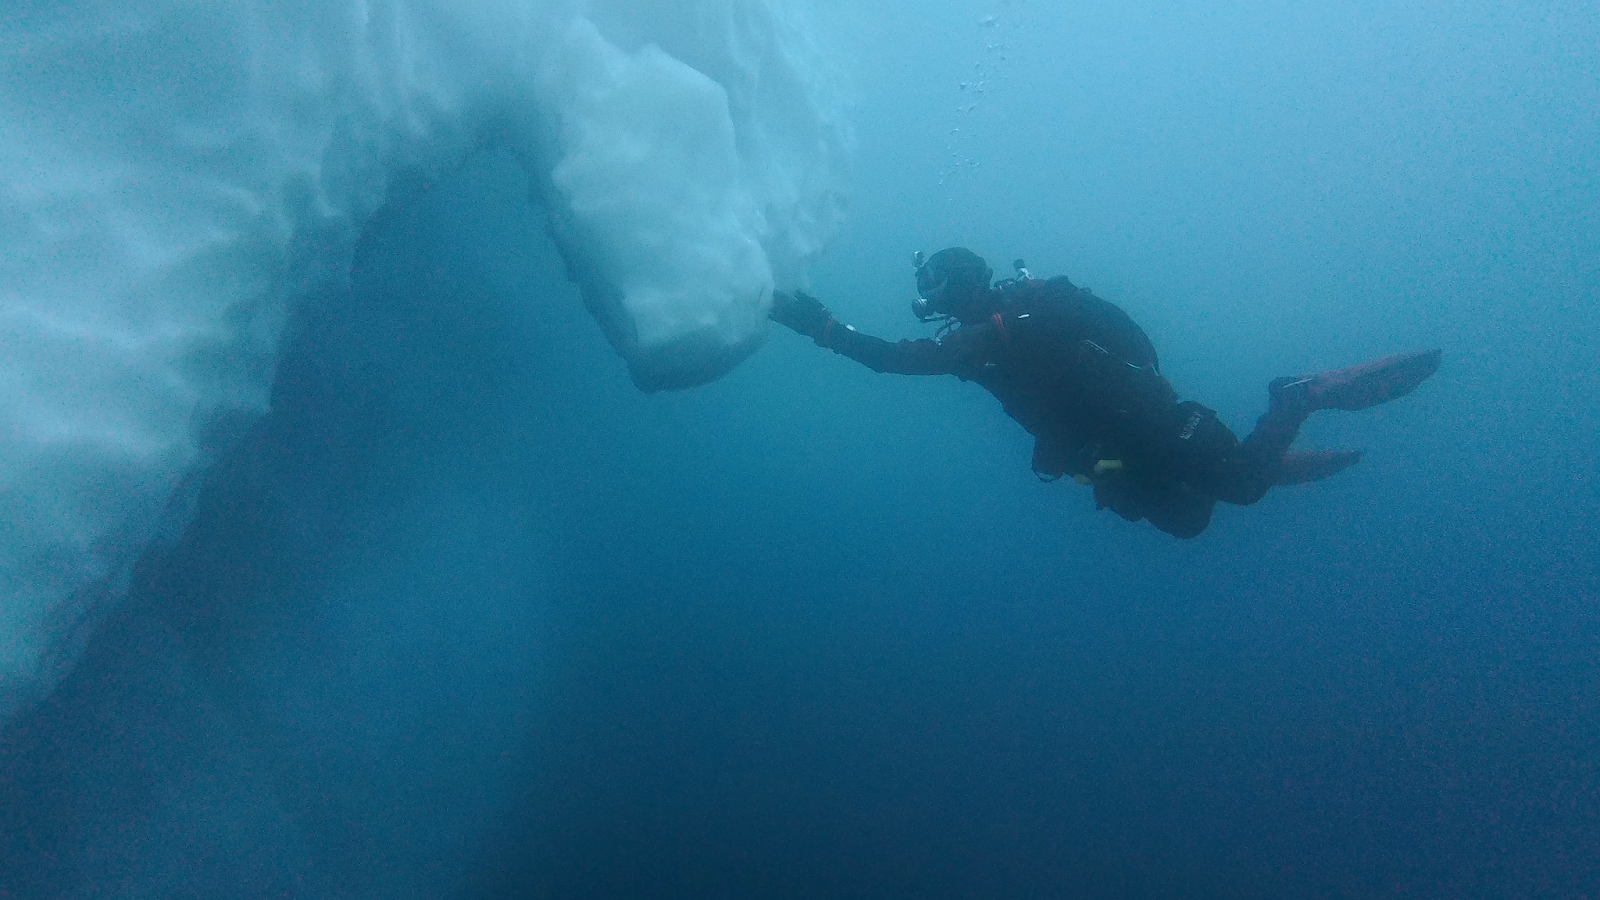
[991, 312, 1010, 346]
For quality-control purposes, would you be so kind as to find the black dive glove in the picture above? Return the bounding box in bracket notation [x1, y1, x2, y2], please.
[770, 289, 832, 340]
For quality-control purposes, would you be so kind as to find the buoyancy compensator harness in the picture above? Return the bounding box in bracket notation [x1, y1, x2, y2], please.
[981, 260, 1179, 483]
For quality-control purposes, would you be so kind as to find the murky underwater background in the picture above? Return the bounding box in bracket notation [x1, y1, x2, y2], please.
[3, 2, 1598, 897]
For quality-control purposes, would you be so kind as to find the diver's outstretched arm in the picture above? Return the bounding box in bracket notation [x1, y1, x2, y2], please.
[770, 290, 982, 377]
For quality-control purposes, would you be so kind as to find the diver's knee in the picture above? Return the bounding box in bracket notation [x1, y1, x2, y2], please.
[1216, 480, 1271, 506]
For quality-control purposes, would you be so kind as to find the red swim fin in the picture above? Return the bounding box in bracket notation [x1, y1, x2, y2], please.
[1273, 349, 1442, 413]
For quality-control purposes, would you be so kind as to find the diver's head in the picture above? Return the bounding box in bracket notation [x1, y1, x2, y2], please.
[912, 247, 994, 322]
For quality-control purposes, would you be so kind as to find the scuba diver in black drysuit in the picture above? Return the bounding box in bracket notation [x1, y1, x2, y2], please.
[770, 247, 1441, 538]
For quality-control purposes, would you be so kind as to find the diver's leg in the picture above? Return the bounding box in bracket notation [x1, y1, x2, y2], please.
[1233, 393, 1308, 490]
[1229, 348, 1442, 500]
[1161, 401, 1281, 506]
[1200, 395, 1327, 504]
[1221, 383, 1349, 503]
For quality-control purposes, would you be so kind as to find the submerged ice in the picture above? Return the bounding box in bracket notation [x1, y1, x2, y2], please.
[0, 0, 847, 713]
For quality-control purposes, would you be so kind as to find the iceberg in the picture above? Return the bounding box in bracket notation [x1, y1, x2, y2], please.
[0, 0, 847, 715]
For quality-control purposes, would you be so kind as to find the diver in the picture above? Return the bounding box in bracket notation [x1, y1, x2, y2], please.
[769, 247, 1441, 538]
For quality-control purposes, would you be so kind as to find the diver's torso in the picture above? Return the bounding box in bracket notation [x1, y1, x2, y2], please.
[948, 279, 1180, 471]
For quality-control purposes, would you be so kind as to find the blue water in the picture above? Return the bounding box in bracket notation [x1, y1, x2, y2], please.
[4, 3, 1599, 897]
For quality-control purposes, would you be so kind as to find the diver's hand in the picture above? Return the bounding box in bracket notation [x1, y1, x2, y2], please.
[770, 289, 832, 338]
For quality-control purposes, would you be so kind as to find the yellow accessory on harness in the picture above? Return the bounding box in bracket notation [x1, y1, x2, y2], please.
[1072, 459, 1124, 485]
